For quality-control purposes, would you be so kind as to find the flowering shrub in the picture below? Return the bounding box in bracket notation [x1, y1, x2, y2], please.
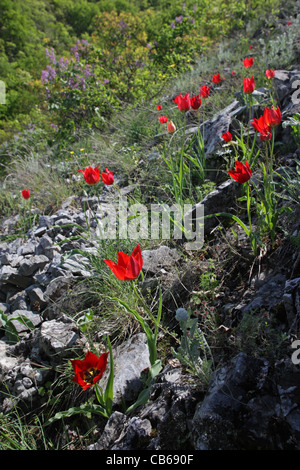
[90, 11, 153, 103]
[150, 14, 200, 77]
[41, 41, 115, 141]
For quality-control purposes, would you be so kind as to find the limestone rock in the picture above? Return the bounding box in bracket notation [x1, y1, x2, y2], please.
[102, 333, 151, 405]
[38, 319, 80, 361]
[89, 412, 152, 451]
[8, 309, 42, 333]
[0, 265, 33, 288]
[184, 179, 241, 237]
[18, 255, 49, 277]
[142, 246, 180, 275]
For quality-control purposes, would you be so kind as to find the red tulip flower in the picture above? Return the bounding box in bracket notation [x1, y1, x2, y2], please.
[228, 161, 251, 184]
[258, 128, 273, 142]
[212, 73, 225, 84]
[156, 104, 162, 111]
[159, 116, 168, 123]
[243, 76, 255, 94]
[243, 57, 254, 68]
[22, 189, 31, 200]
[190, 95, 201, 110]
[167, 120, 176, 133]
[104, 244, 143, 281]
[263, 106, 281, 128]
[222, 131, 232, 142]
[100, 168, 114, 185]
[71, 351, 109, 391]
[251, 115, 272, 141]
[265, 69, 275, 79]
[251, 115, 268, 133]
[200, 85, 211, 98]
[78, 165, 100, 185]
[173, 92, 191, 112]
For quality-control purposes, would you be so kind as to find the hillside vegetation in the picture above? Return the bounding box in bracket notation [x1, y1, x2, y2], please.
[0, 0, 299, 451]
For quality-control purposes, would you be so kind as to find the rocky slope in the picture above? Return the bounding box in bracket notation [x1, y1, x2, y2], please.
[0, 65, 299, 450]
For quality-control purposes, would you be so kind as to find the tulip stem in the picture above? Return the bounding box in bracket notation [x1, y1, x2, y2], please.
[246, 181, 257, 256]
[270, 130, 275, 173]
[246, 181, 252, 234]
[247, 94, 252, 151]
[202, 104, 205, 159]
[132, 281, 156, 325]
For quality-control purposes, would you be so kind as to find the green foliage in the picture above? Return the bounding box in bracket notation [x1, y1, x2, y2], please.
[234, 311, 288, 359]
[171, 307, 214, 384]
[0, 310, 35, 343]
[274, 159, 300, 206]
[0, 0, 284, 146]
[282, 113, 300, 145]
[40, 41, 117, 144]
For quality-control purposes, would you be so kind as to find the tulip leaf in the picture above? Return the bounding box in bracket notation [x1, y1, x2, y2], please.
[205, 212, 250, 236]
[45, 403, 109, 426]
[108, 296, 157, 366]
[125, 359, 162, 415]
[125, 388, 150, 415]
[0, 310, 35, 343]
[103, 335, 114, 416]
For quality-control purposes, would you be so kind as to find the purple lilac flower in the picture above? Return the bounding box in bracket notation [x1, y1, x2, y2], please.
[83, 64, 93, 78]
[118, 20, 127, 30]
[45, 47, 56, 65]
[175, 15, 183, 23]
[41, 69, 49, 84]
[46, 65, 56, 81]
[171, 22, 175, 29]
[71, 44, 78, 55]
[59, 56, 69, 71]
[80, 76, 86, 90]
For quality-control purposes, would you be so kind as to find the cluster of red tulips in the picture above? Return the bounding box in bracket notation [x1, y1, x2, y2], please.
[225, 56, 281, 184]
[156, 73, 227, 136]
[21, 165, 115, 200]
[78, 165, 114, 186]
[252, 105, 281, 142]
